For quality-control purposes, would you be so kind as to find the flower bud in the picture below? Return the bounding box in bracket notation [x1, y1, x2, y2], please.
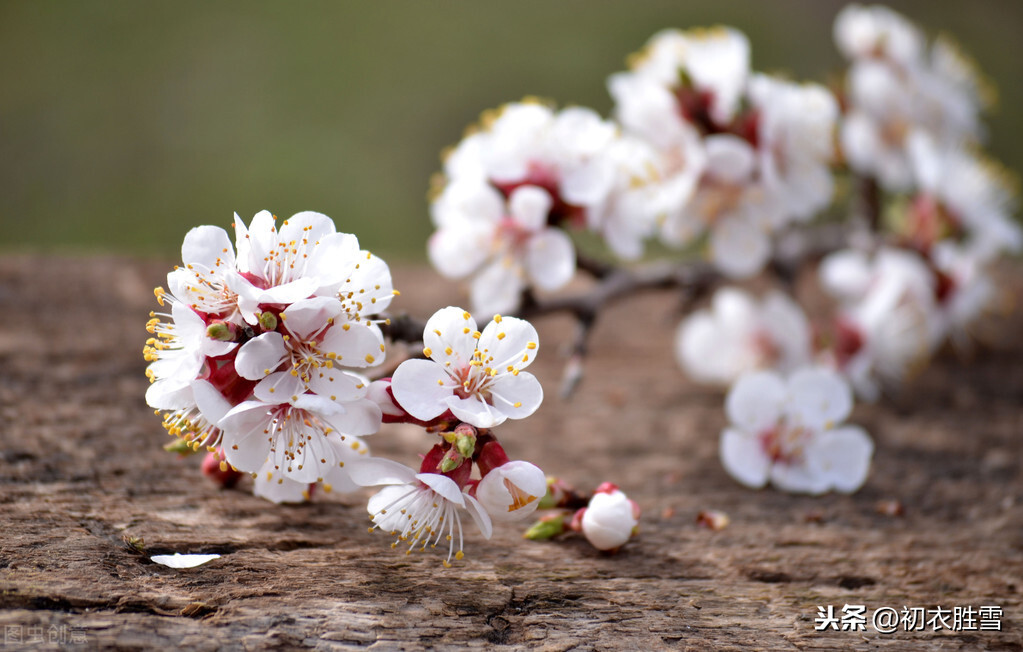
[206, 320, 239, 342]
[258, 311, 278, 331]
[452, 423, 477, 458]
[438, 448, 464, 473]
[476, 460, 546, 523]
[580, 488, 640, 551]
[523, 512, 570, 541]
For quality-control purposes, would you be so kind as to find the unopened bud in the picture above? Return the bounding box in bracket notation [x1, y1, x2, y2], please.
[206, 321, 238, 342]
[454, 433, 476, 459]
[580, 487, 639, 551]
[439, 448, 464, 473]
[523, 512, 569, 541]
[258, 311, 278, 331]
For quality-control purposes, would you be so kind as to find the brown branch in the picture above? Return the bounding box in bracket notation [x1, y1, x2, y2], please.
[380, 222, 853, 396]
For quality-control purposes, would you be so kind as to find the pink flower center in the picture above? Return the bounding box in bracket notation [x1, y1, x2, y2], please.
[758, 423, 811, 465]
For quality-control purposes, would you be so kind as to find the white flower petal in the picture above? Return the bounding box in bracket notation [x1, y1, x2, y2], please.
[190, 379, 232, 424]
[805, 425, 874, 493]
[787, 367, 853, 430]
[220, 402, 275, 472]
[725, 370, 786, 433]
[525, 228, 575, 291]
[428, 225, 494, 279]
[446, 394, 503, 428]
[704, 134, 755, 185]
[348, 458, 418, 487]
[234, 332, 288, 381]
[769, 461, 830, 495]
[422, 306, 479, 369]
[486, 371, 543, 420]
[509, 185, 553, 233]
[416, 473, 466, 507]
[181, 225, 235, 271]
[151, 553, 221, 569]
[253, 371, 303, 404]
[254, 462, 312, 504]
[145, 378, 192, 411]
[719, 427, 771, 489]
[471, 260, 524, 318]
[711, 217, 770, 279]
[305, 232, 361, 290]
[282, 297, 343, 339]
[390, 358, 454, 421]
[463, 493, 494, 540]
[319, 322, 385, 369]
[478, 316, 539, 371]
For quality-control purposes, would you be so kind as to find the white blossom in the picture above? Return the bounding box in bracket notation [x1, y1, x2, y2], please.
[676, 287, 812, 387]
[475, 460, 546, 523]
[218, 393, 378, 484]
[721, 368, 873, 494]
[390, 307, 542, 428]
[233, 296, 382, 404]
[144, 291, 236, 411]
[835, 5, 991, 190]
[429, 181, 575, 317]
[348, 457, 492, 566]
[610, 26, 838, 277]
[819, 247, 941, 400]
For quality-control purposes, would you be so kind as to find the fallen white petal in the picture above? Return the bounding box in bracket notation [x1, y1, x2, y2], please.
[151, 553, 221, 569]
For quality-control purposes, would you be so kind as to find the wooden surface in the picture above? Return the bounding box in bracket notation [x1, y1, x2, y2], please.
[0, 255, 1020, 650]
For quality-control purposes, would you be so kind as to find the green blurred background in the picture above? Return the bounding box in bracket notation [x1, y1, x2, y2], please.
[2, 0, 1020, 261]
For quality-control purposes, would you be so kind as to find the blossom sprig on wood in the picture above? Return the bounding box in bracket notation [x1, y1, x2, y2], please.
[147, 251, 555, 562]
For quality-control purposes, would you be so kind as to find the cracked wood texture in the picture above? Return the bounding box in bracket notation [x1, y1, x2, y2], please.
[0, 255, 1021, 651]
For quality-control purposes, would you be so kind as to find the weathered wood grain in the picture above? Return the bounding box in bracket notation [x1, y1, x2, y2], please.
[0, 255, 1019, 650]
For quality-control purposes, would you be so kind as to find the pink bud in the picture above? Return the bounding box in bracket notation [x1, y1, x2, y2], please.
[476, 440, 511, 478]
[201, 448, 242, 489]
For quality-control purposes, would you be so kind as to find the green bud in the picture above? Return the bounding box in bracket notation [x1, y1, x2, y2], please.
[258, 311, 278, 331]
[439, 450, 463, 473]
[164, 438, 197, 456]
[523, 513, 569, 541]
[206, 322, 234, 341]
[454, 432, 476, 458]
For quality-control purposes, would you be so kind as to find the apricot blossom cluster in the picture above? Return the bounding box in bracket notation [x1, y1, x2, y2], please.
[145, 213, 552, 563]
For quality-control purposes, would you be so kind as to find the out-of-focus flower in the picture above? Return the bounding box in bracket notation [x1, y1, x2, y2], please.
[720, 368, 873, 494]
[905, 131, 1021, 262]
[835, 4, 992, 190]
[676, 287, 812, 387]
[429, 182, 575, 317]
[819, 247, 940, 400]
[610, 26, 838, 277]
